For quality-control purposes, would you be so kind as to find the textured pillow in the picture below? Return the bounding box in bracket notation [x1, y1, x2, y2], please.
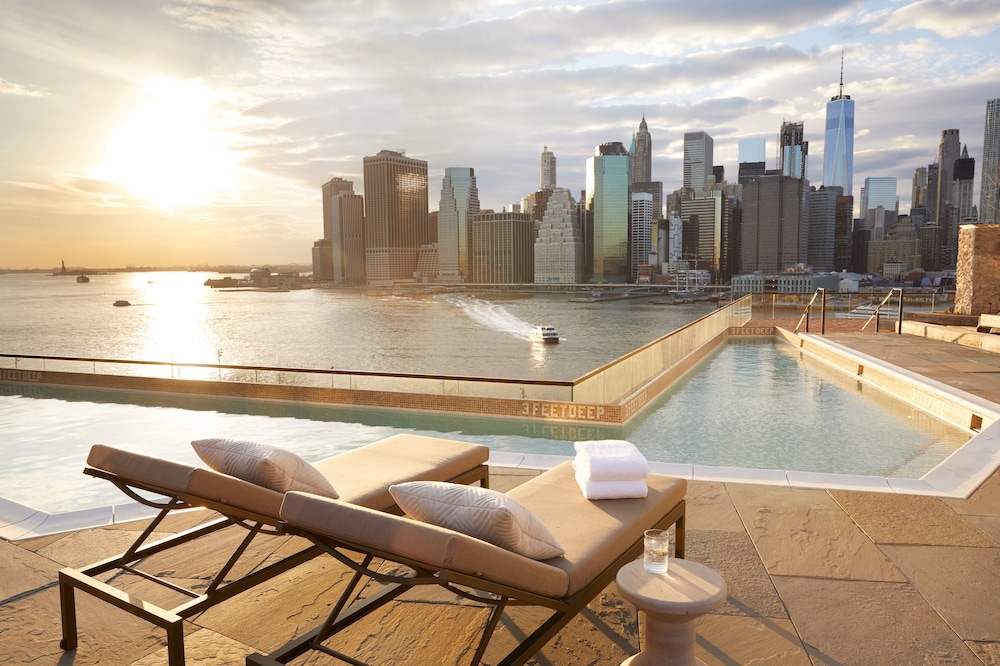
[388, 481, 564, 560]
[192, 438, 338, 499]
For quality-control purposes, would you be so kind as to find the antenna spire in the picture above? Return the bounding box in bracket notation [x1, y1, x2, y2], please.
[839, 49, 844, 98]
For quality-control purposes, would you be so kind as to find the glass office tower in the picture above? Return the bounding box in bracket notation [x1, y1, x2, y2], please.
[586, 142, 631, 282]
[824, 93, 854, 197]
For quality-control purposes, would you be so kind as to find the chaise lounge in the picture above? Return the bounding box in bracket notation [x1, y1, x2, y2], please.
[248, 460, 687, 666]
[58, 434, 490, 666]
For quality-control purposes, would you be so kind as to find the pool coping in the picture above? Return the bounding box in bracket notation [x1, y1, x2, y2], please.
[4, 330, 1000, 543]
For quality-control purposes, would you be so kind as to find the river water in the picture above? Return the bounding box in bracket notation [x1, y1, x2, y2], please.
[0, 271, 968, 512]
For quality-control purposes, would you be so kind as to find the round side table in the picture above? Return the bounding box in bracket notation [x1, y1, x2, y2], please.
[616, 558, 727, 666]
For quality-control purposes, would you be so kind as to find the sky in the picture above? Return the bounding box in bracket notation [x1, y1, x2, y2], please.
[1, 0, 999, 270]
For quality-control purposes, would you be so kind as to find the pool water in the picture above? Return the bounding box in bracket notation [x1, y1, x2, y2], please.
[0, 338, 969, 513]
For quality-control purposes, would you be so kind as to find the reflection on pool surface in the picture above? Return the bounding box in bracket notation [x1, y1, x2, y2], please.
[0, 338, 970, 513]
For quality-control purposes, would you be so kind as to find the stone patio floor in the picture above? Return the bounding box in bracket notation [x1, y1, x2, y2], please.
[2, 330, 1000, 665]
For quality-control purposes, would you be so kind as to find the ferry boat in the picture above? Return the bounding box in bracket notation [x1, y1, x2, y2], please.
[530, 325, 560, 343]
[113, 300, 131, 307]
[76, 275, 90, 283]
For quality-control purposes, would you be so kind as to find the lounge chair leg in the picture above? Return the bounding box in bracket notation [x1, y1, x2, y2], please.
[166, 621, 185, 666]
[675, 512, 685, 559]
[58, 572, 77, 651]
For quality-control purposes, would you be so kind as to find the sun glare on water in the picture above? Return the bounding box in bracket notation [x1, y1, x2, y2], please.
[96, 79, 238, 208]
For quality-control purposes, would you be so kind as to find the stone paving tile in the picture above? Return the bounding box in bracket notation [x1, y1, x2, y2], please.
[965, 515, 1000, 543]
[830, 491, 998, 547]
[685, 529, 788, 619]
[771, 576, 981, 665]
[130, 627, 254, 665]
[946, 471, 1000, 517]
[191, 554, 359, 655]
[685, 481, 746, 532]
[880, 544, 1000, 642]
[0, 582, 176, 665]
[726, 483, 841, 511]
[737, 504, 906, 582]
[32, 526, 175, 569]
[0, 537, 57, 600]
[967, 641, 1000, 665]
[696, 615, 811, 665]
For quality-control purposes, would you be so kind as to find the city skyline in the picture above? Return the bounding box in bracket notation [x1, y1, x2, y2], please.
[1, 1, 999, 270]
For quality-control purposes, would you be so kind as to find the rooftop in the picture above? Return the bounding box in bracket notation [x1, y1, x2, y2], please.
[1, 328, 999, 664]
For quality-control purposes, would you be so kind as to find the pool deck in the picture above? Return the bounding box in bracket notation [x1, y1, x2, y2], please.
[2, 326, 1000, 664]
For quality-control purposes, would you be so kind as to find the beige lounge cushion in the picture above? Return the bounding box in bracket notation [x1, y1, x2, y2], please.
[280, 492, 570, 599]
[192, 438, 339, 499]
[389, 481, 565, 560]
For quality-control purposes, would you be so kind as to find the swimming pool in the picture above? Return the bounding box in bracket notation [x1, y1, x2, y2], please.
[0, 336, 970, 517]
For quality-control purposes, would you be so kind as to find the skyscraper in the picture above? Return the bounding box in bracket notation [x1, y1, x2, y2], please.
[779, 121, 808, 180]
[981, 98, 1000, 225]
[952, 145, 975, 223]
[860, 176, 897, 241]
[630, 192, 653, 283]
[534, 188, 583, 284]
[807, 187, 837, 272]
[632, 116, 652, 184]
[586, 142, 631, 282]
[362, 149, 429, 285]
[470, 211, 534, 284]
[823, 55, 855, 197]
[540, 146, 557, 190]
[319, 177, 365, 284]
[740, 174, 807, 274]
[437, 167, 480, 283]
[936, 129, 961, 268]
[683, 132, 713, 191]
[738, 138, 767, 187]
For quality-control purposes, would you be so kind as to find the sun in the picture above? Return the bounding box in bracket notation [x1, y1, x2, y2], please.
[96, 79, 238, 208]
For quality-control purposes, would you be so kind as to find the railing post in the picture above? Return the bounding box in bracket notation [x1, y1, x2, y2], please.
[896, 288, 904, 335]
[820, 288, 826, 335]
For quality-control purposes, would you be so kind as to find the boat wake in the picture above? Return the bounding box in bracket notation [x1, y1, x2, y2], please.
[438, 295, 536, 340]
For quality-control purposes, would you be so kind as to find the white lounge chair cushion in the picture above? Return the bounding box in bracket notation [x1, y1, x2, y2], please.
[192, 438, 339, 499]
[389, 481, 565, 560]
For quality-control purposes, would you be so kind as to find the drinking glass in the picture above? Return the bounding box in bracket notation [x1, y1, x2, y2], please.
[643, 528, 669, 574]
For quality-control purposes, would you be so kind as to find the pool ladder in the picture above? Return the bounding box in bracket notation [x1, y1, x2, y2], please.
[794, 288, 904, 335]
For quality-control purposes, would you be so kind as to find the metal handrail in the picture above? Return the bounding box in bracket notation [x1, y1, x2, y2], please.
[861, 287, 904, 334]
[793, 288, 827, 334]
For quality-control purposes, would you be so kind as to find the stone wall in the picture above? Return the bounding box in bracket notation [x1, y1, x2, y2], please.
[955, 224, 1000, 315]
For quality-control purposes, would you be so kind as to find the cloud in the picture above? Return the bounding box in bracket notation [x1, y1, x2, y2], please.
[867, 0, 1000, 38]
[0, 77, 48, 96]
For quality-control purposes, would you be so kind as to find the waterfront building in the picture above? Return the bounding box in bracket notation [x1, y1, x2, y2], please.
[318, 178, 356, 283]
[740, 174, 807, 274]
[630, 193, 654, 283]
[362, 150, 429, 285]
[925, 162, 940, 226]
[318, 177, 365, 285]
[683, 132, 714, 191]
[540, 146, 557, 190]
[779, 121, 808, 180]
[807, 186, 838, 272]
[982, 98, 1000, 225]
[631, 117, 652, 184]
[586, 142, 631, 282]
[920, 223, 943, 271]
[823, 57, 855, 198]
[534, 188, 583, 284]
[436, 167, 480, 283]
[470, 211, 534, 284]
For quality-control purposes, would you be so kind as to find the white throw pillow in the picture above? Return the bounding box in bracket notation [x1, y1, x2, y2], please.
[389, 481, 565, 560]
[192, 438, 339, 499]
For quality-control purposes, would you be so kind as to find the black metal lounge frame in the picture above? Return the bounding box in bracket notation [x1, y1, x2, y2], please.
[58, 463, 490, 666]
[247, 499, 685, 666]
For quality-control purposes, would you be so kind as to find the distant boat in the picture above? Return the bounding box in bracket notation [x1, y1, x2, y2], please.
[530, 325, 560, 343]
[113, 300, 131, 307]
[76, 275, 90, 283]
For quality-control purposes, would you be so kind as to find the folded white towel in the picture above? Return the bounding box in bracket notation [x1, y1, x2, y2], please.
[573, 440, 649, 482]
[574, 472, 648, 500]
